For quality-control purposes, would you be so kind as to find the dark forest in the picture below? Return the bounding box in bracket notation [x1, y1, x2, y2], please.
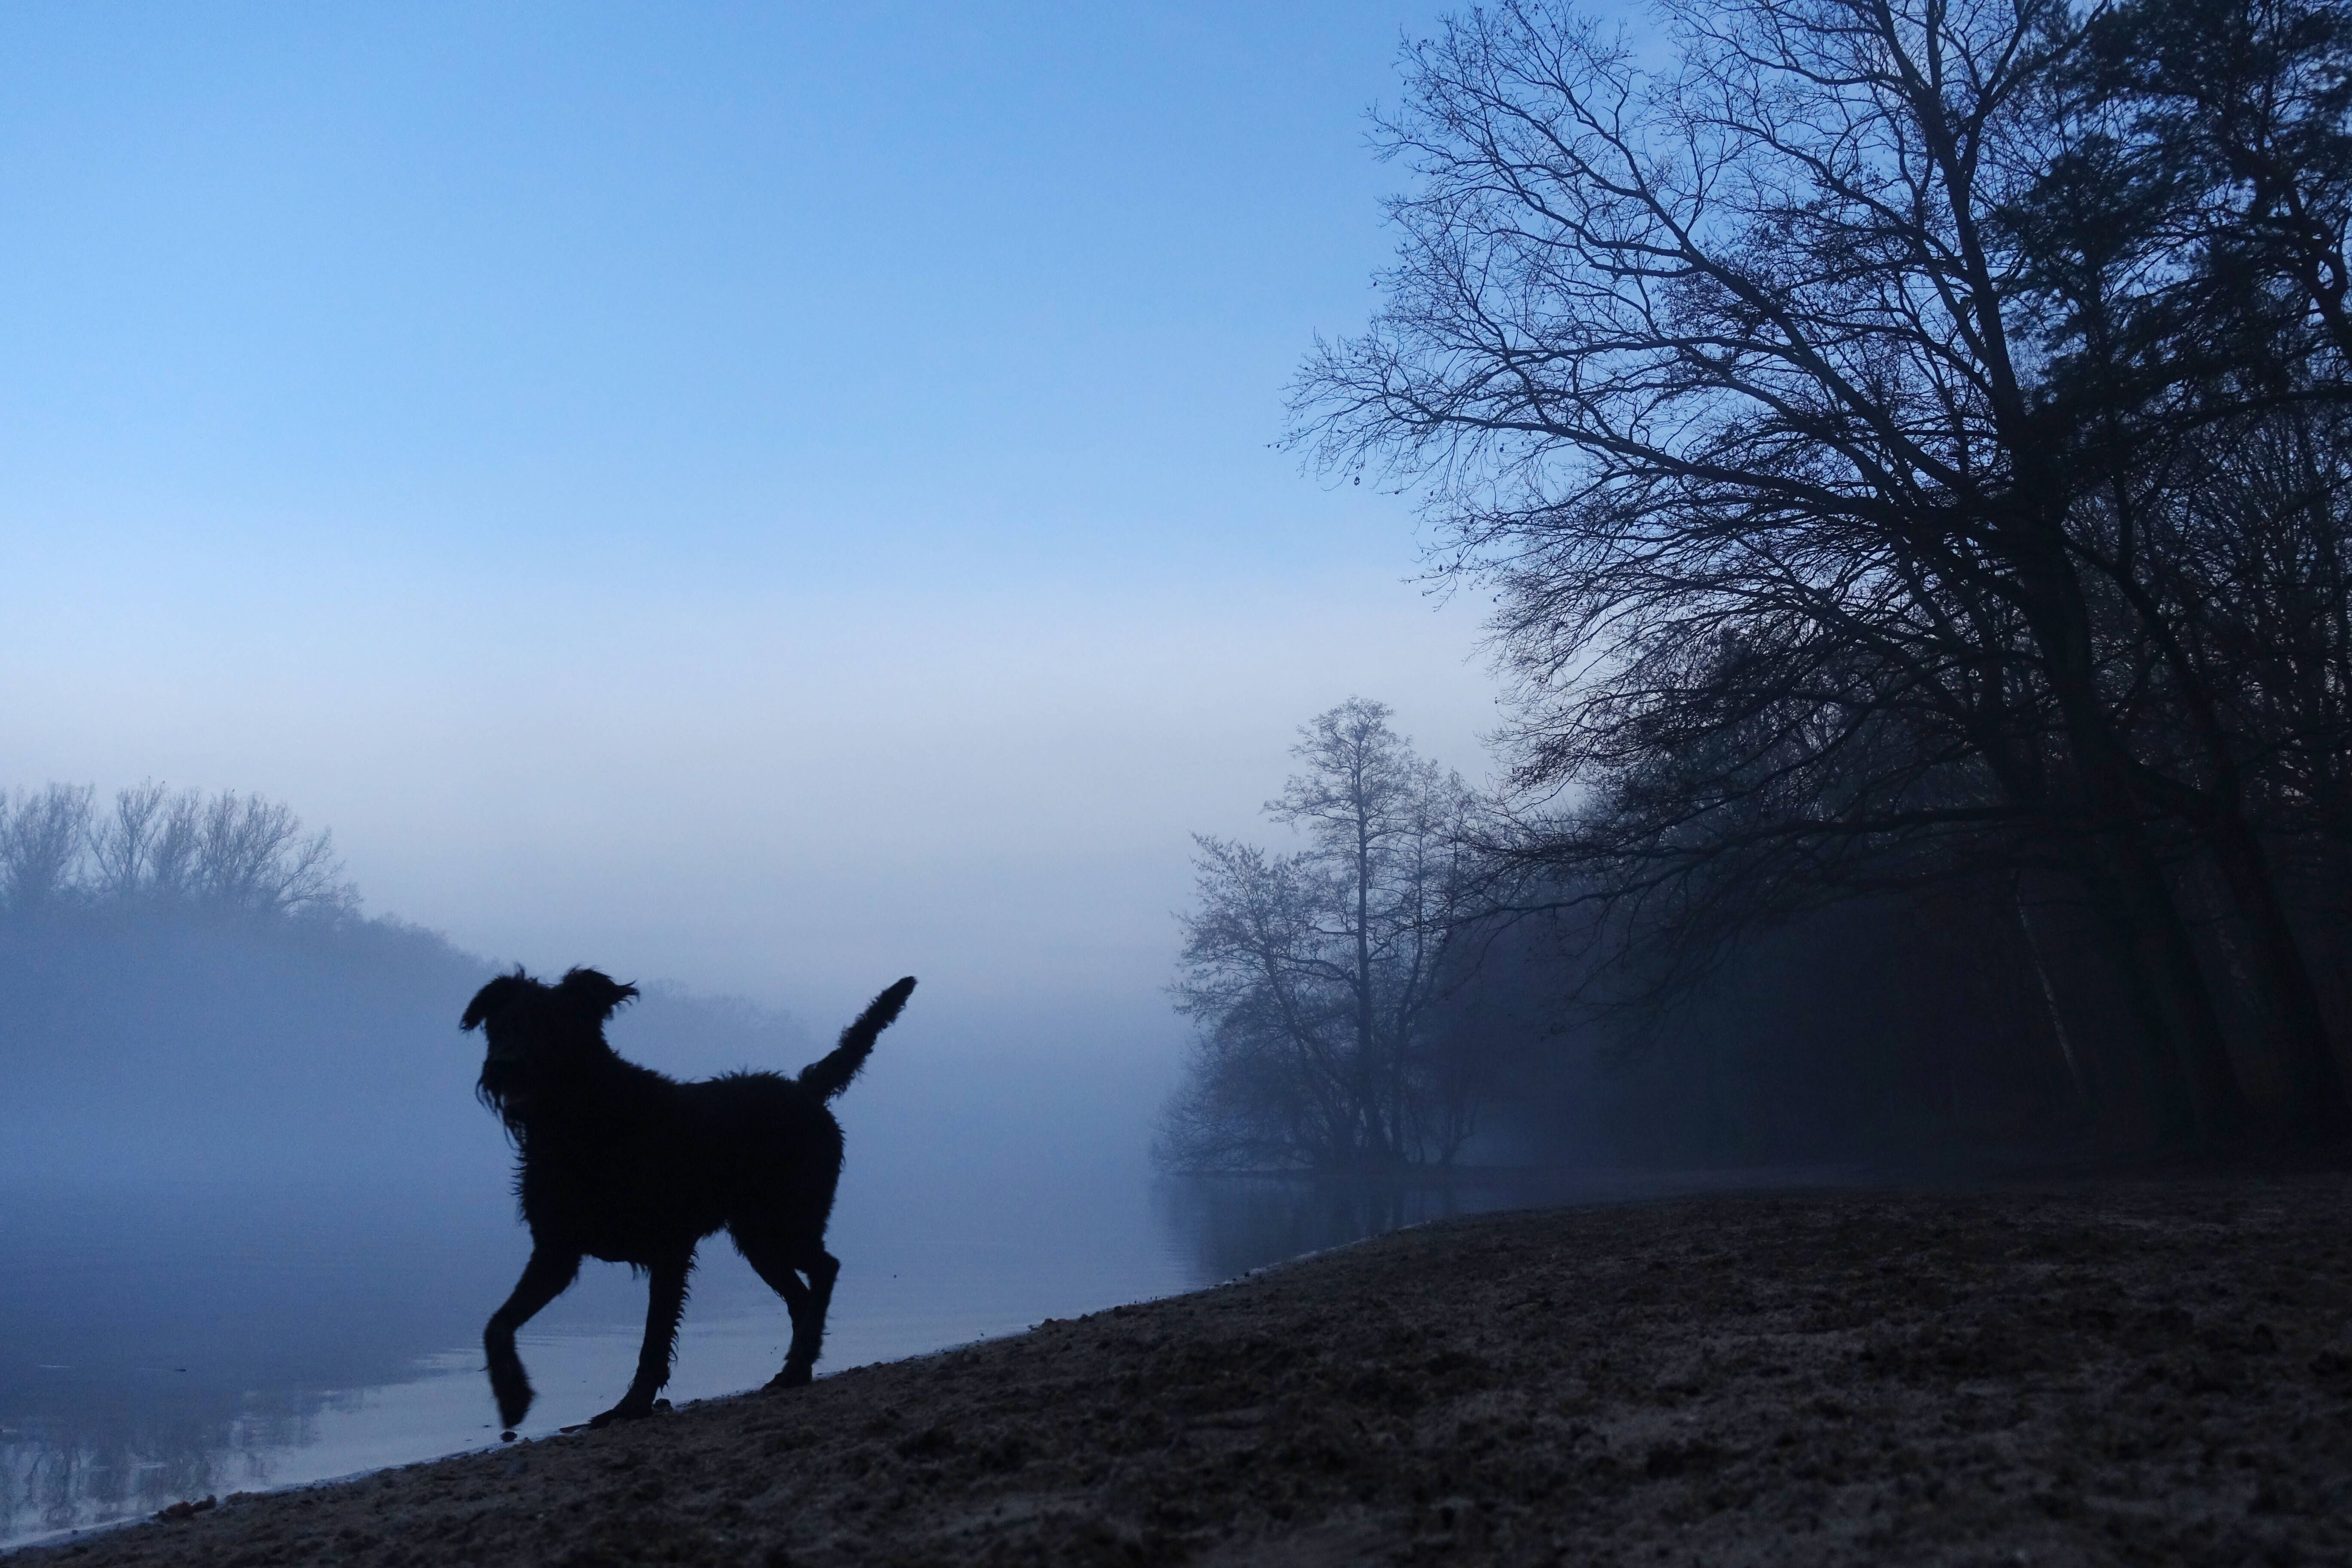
[1166, 0, 2352, 1170]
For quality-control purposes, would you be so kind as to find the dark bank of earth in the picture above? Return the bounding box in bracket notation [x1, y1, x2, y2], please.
[19, 1177, 2352, 1567]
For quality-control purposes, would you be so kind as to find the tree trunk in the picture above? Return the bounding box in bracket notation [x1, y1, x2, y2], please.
[2091, 480, 2351, 1144]
[2014, 889, 2095, 1116]
[1354, 812, 1381, 1168]
[2017, 543, 2248, 1147]
[2090, 830, 2245, 1146]
[2203, 814, 2352, 1142]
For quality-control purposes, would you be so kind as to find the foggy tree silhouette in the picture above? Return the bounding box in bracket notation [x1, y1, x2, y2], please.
[0, 781, 355, 918]
[0, 785, 95, 913]
[1160, 700, 1485, 1173]
[1291, 0, 2352, 1152]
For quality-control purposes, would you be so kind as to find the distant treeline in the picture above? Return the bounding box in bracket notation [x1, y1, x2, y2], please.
[1, 781, 355, 918]
[0, 782, 810, 1189]
[1168, 0, 2352, 1171]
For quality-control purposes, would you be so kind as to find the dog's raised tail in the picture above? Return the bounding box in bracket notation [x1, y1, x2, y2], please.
[799, 976, 917, 1101]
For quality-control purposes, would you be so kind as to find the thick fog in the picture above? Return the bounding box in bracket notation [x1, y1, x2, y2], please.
[0, 2, 1499, 1203]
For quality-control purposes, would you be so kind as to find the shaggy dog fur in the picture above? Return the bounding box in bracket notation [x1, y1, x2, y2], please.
[462, 967, 916, 1431]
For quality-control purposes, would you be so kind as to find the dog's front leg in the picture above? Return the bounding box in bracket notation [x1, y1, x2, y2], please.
[590, 1245, 695, 1428]
[485, 1246, 581, 1432]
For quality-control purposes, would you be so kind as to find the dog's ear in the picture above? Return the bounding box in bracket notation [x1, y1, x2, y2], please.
[558, 967, 640, 1020]
[462, 971, 530, 1032]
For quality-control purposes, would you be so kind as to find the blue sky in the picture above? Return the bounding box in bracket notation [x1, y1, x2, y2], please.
[0, 2, 1503, 1038]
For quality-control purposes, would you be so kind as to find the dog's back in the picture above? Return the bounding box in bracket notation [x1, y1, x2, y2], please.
[678, 1071, 847, 1231]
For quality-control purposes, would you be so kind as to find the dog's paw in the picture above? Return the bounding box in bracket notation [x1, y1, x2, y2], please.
[585, 1398, 665, 1429]
[488, 1354, 536, 1429]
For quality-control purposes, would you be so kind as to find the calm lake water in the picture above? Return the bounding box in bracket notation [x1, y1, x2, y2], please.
[0, 1161, 1794, 1550]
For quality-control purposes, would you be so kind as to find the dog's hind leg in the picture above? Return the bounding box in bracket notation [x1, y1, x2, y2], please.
[736, 1232, 839, 1389]
[772, 1249, 839, 1388]
[589, 1244, 696, 1428]
[731, 1232, 811, 1381]
[485, 1246, 582, 1431]
[784, 1249, 841, 1385]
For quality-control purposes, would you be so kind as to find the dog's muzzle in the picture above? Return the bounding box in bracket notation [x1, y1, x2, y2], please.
[479, 1053, 530, 1104]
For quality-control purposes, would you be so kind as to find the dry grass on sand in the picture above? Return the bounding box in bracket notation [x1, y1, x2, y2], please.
[18, 1174, 2352, 1566]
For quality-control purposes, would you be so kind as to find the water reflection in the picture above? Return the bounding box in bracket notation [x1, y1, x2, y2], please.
[3, 1390, 328, 1546]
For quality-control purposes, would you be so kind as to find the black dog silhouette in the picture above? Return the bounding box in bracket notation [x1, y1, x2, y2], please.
[462, 966, 916, 1430]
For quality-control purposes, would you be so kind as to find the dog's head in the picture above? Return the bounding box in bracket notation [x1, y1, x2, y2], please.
[462, 966, 640, 1125]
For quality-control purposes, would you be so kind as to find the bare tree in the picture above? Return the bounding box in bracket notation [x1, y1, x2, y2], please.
[0, 784, 94, 912]
[191, 791, 354, 916]
[1292, 0, 2352, 1145]
[89, 780, 176, 899]
[1161, 701, 1484, 1171]
[16, 781, 356, 919]
[2004, 0, 2352, 1133]
[1163, 839, 1359, 1169]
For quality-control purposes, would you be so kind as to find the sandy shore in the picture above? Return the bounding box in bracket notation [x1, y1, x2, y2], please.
[15, 1174, 2352, 1566]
